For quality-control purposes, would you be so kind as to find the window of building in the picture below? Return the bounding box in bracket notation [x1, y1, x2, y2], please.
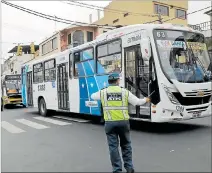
[97, 40, 122, 74]
[176, 9, 186, 19]
[68, 33, 72, 45]
[113, 19, 119, 24]
[33, 63, 43, 83]
[73, 30, 84, 47]
[42, 44, 46, 55]
[52, 37, 57, 50]
[44, 59, 56, 81]
[103, 30, 107, 33]
[73, 48, 94, 77]
[154, 4, 169, 16]
[87, 31, 93, 42]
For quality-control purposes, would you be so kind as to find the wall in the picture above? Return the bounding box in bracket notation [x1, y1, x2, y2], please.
[60, 26, 96, 51]
[95, 0, 188, 26]
[39, 32, 60, 58]
[3, 54, 34, 75]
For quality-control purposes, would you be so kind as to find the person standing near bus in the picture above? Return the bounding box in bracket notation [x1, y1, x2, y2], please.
[91, 73, 150, 173]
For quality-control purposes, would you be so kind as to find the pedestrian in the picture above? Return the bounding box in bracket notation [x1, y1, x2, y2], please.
[91, 72, 150, 173]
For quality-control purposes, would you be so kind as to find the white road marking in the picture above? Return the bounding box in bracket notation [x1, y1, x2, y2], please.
[1, 121, 25, 134]
[33, 116, 71, 125]
[53, 116, 90, 123]
[16, 119, 49, 129]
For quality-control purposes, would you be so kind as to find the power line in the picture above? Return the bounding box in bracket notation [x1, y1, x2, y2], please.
[63, 1, 158, 17]
[1, 0, 116, 29]
[2, 0, 211, 33]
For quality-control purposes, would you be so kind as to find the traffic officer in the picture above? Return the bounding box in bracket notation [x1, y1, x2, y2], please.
[91, 72, 150, 173]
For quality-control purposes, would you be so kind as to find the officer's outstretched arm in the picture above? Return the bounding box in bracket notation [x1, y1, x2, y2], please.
[128, 90, 150, 106]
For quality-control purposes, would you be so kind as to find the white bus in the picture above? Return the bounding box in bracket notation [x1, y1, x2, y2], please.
[21, 23, 212, 123]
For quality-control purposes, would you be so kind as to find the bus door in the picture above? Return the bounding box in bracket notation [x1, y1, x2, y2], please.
[124, 45, 151, 119]
[57, 63, 69, 110]
[26, 72, 33, 106]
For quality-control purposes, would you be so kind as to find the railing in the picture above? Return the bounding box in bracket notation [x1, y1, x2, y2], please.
[188, 21, 212, 31]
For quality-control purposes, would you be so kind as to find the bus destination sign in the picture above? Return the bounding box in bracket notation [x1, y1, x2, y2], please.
[5, 75, 21, 81]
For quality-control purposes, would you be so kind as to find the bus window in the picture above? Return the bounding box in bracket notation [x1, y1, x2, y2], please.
[44, 59, 56, 82]
[97, 40, 122, 74]
[73, 48, 94, 77]
[33, 63, 43, 83]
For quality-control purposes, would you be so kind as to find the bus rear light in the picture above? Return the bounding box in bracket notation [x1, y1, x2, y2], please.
[152, 110, 156, 113]
[152, 105, 156, 108]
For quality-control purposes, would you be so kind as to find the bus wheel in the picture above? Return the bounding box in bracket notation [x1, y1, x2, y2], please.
[38, 98, 49, 117]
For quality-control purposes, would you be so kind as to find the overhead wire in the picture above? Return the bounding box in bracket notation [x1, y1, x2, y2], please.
[1, 1, 211, 47]
[1, 0, 116, 29]
[63, 1, 158, 17]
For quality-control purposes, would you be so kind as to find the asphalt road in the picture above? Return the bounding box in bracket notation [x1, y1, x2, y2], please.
[1, 106, 211, 172]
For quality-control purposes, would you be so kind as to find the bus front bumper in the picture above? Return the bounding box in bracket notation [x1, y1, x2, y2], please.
[153, 102, 212, 122]
[4, 98, 23, 105]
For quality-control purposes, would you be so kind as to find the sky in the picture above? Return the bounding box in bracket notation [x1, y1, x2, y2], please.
[1, 1, 212, 64]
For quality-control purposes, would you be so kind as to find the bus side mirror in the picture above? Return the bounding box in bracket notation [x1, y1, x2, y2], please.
[141, 38, 151, 61]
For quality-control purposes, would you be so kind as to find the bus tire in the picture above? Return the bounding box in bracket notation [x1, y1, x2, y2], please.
[38, 98, 49, 117]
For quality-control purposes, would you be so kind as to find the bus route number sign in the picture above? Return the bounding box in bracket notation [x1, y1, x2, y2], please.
[156, 31, 166, 38]
[38, 84, 45, 91]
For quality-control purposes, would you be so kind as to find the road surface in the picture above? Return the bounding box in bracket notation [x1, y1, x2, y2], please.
[1, 106, 211, 172]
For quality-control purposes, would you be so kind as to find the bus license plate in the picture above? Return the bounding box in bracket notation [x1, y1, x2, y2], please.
[192, 112, 201, 118]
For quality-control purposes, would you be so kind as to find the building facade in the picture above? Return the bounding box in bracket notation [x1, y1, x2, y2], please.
[39, 25, 115, 58]
[189, 9, 212, 58]
[95, 0, 188, 26]
[3, 44, 39, 75]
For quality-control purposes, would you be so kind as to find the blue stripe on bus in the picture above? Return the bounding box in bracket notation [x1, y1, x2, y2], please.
[77, 63, 85, 76]
[96, 61, 105, 74]
[79, 77, 90, 114]
[21, 66, 27, 106]
[86, 76, 99, 115]
[82, 52, 101, 115]
[80, 62, 92, 114]
[95, 75, 109, 89]
[79, 77, 89, 99]
[83, 61, 94, 76]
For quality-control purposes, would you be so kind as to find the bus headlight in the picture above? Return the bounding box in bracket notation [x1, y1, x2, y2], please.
[163, 85, 180, 105]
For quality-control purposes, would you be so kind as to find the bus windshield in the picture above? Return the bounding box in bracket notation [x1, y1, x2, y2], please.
[153, 29, 212, 83]
[4, 75, 22, 94]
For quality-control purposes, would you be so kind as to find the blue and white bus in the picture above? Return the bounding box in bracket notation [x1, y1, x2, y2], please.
[21, 24, 212, 123]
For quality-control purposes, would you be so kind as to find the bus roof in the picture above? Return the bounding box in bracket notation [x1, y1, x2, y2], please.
[22, 23, 202, 67]
[96, 23, 202, 41]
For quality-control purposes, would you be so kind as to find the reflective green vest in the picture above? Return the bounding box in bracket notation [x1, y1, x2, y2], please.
[100, 86, 129, 121]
